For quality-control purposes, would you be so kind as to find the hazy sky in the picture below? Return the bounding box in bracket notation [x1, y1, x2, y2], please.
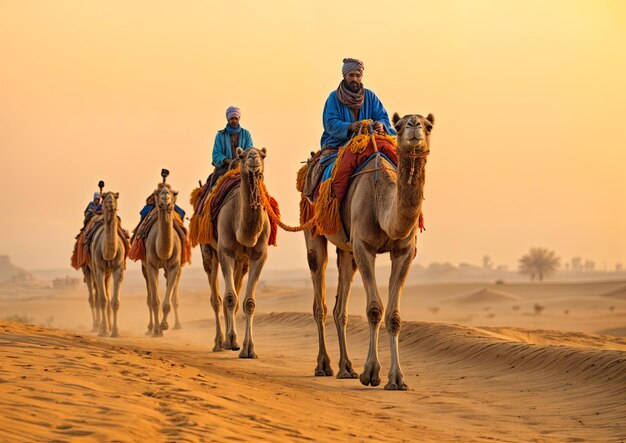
[1, 0, 625, 272]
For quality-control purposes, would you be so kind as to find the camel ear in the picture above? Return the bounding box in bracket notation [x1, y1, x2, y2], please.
[426, 113, 435, 126]
[114, 192, 119, 199]
[260, 147, 267, 157]
[236, 147, 244, 158]
[392, 112, 401, 127]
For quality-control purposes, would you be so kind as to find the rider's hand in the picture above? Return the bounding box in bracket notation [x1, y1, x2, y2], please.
[223, 158, 232, 165]
[349, 121, 362, 133]
[373, 121, 384, 133]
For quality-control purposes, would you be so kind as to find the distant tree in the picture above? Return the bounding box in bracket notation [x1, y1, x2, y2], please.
[584, 260, 595, 272]
[571, 257, 582, 271]
[616, 264, 624, 272]
[482, 255, 493, 269]
[518, 247, 560, 281]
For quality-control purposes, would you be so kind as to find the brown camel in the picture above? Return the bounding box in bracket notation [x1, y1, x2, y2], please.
[200, 147, 270, 358]
[305, 113, 434, 390]
[88, 192, 127, 337]
[142, 183, 184, 337]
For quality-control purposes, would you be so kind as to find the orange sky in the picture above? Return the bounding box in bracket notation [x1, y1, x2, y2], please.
[1, 0, 625, 272]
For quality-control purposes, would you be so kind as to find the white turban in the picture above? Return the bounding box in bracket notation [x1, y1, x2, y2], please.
[226, 106, 241, 120]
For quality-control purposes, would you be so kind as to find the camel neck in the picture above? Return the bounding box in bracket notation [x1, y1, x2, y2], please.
[102, 210, 119, 261]
[238, 172, 264, 246]
[387, 154, 426, 239]
[156, 208, 174, 260]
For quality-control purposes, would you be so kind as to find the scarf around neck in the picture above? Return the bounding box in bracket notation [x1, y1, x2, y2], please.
[225, 124, 241, 134]
[336, 80, 364, 111]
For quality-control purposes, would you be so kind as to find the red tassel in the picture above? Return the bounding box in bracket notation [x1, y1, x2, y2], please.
[128, 238, 146, 261]
[268, 196, 280, 246]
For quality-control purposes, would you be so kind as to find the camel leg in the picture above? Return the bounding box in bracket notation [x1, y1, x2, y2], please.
[141, 264, 154, 335]
[84, 267, 98, 332]
[334, 248, 358, 379]
[110, 266, 123, 338]
[218, 248, 240, 351]
[384, 246, 413, 391]
[353, 239, 382, 387]
[94, 269, 109, 337]
[240, 249, 267, 359]
[172, 270, 182, 330]
[160, 264, 181, 331]
[202, 245, 224, 351]
[105, 272, 112, 333]
[146, 265, 163, 337]
[305, 230, 333, 376]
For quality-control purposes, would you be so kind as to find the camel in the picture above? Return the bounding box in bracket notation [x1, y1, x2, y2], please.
[88, 192, 127, 337]
[81, 265, 98, 332]
[142, 183, 184, 337]
[305, 113, 434, 390]
[200, 147, 270, 358]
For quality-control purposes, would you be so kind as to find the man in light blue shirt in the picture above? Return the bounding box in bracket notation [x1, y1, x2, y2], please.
[208, 106, 254, 188]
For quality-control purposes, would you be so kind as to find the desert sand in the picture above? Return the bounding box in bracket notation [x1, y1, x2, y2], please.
[1, 268, 625, 442]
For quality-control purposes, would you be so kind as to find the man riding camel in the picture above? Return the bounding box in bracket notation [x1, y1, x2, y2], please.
[304, 58, 396, 200]
[208, 105, 254, 188]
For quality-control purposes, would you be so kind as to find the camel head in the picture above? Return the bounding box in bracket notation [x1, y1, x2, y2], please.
[101, 192, 119, 215]
[237, 147, 266, 179]
[154, 183, 178, 213]
[392, 113, 435, 153]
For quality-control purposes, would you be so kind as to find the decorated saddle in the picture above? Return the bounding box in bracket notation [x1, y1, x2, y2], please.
[70, 216, 131, 269]
[189, 165, 280, 247]
[127, 209, 192, 265]
[297, 125, 424, 236]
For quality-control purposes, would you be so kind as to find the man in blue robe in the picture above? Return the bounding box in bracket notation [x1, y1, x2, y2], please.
[304, 58, 395, 199]
[208, 105, 254, 188]
[83, 192, 102, 226]
[320, 57, 395, 149]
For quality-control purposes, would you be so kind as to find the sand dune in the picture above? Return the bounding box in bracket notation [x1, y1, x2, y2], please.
[451, 287, 522, 304]
[1, 309, 625, 442]
[602, 285, 626, 299]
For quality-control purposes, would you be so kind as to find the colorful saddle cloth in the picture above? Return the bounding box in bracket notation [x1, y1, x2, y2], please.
[70, 216, 130, 269]
[297, 132, 427, 236]
[189, 166, 279, 247]
[128, 209, 192, 265]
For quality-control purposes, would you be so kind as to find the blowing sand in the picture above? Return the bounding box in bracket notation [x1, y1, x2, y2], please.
[1, 274, 625, 442]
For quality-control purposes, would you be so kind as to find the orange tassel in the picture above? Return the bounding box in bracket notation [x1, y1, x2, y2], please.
[296, 163, 308, 193]
[268, 196, 280, 246]
[299, 194, 313, 225]
[128, 238, 146, 262]
[314, 179, 340, 235]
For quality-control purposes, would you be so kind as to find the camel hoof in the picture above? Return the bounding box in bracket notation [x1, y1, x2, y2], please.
[359, 362, 381, 387]
[110, 331, 120, 338]
[145, 329, 153, 336]
[239, 350, 258, 359]
[152, 330, 164, 338]
[337, 370, 359, 379]
[224, 333, 239, 351]
[212, 345, 224, 352]
[384, 382, 408, 391]
[160, 321, 169, 331]
[98, 330, 108, 337]
[173, 322, 182, 330]
[91, 326, 99, 333]
[315, 360, 334, 377]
